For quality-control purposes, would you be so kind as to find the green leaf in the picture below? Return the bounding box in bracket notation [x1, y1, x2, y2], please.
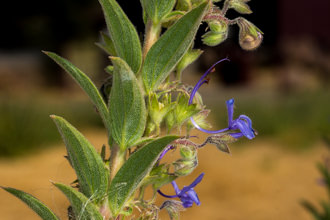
[142, 2, 208, 92]
[141, 0, 176, 24]
[53, 183, 104, 220]
[51, 115, 109, 203]
[2, 187, 59, 220]
[98, 0, 142, 73]
[109, 57, 146, 150]
[44, 51, 111, 136]
[96, 32, 117, 56]
[108, 135, 179, 216]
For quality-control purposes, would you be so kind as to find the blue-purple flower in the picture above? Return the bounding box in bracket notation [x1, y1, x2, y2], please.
[158, 173, 204, 208]
[189, 59, 256, 140]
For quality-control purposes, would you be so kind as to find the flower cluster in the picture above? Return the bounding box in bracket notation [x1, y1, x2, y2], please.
[189, 59, 256, 140]
[157, 59, 256, 211]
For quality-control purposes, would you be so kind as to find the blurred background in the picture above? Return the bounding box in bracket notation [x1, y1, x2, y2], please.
[0, 0, 329, 219]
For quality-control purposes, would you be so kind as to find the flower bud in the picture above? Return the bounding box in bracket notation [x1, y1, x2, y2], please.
[237, 18, 263, 50]
[173, 157, 198, 176]
[160, 200, 184, 219]
[229, 0, 252, 14]
[179, 145, 197, 159]
[176, 49, 203, 76]
[202, 31, 228, 46]
[176, 0, 191, 11]
[209, 20, 228, 34]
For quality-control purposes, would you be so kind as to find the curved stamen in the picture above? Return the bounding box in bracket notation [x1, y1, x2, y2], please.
[189, 58, 231, 134]
[157, 145, 175, 163]
[188, 59, 256, 139]
[157, 190, 178, 198]
[189, 58, 230, 105]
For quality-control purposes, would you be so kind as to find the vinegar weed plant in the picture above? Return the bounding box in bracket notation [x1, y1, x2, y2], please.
[2, 0, 263, 219]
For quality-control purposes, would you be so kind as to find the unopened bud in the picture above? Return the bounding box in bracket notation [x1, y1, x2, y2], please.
[176, 0, 191, 11]
[160, 200, 184, 219]
[209, 20, 228, 34]
[173, 157, 198, 176]
[237, 18, 263, 50]
[202, 31, 228, 46]
[229, 0, 252, 14]
[176, 49, 203, 75]
[179, 145, 197, 159]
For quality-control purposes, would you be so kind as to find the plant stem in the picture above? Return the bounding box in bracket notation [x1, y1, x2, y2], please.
[176, 70, 183, 82]
[109, 145, 126, 180]
[221, 0, 230, 16]
[143, 20, 161, 58]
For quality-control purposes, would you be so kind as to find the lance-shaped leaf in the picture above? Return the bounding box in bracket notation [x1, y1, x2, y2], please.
[108, 135, 179, 216]
[51, 115, 109, 203]
[109, 57, 146, 150]
[44, 51, 111, 136]
[142, 2, 208, 92]
[53, 183, 103, 220]
[2, 187, 59, 220]
[141, 0, 176, 24]
[96, 32, 117, 56]
[98, 0, 142, 73]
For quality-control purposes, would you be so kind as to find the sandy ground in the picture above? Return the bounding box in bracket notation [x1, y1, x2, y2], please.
[0, 130, 327, 220]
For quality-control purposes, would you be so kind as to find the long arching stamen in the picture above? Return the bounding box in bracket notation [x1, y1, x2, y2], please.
[188, 58, 229, 105]
[189, 58, 230, 134]
[157, 190, 178, 198]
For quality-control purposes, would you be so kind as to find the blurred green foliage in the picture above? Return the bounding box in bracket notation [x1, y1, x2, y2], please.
[210, 89, 330, 149]
[0, 95, 102, 157]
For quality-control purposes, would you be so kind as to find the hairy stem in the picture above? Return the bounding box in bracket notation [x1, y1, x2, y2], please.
[109, 145, 126, 180]
[143, 20, 161, 58]
[221, 0, 230, 16]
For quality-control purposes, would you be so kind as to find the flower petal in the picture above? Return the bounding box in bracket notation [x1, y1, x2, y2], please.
[226, 98, 234, 127]
[186, 189, 200, 205]
[235, 119, 255, 139]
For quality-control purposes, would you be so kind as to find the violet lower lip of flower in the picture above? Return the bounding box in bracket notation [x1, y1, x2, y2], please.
[157, 173, 205, 208]
[189, 59, 256, 139]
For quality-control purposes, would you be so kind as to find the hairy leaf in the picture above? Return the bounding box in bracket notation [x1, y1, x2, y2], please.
[44, 51, 111, 136]
[53, 183, 103, 220]
[142, 2, 208, 92]
[141, 0, 176, 24]
[98, 0, 142, 73]
[96, 32, 117, 56]
[108, 135, 179, 216]
[51, 115, 109, 203]
[2, 187, 59, 220]
[109, 57, 146, 150]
